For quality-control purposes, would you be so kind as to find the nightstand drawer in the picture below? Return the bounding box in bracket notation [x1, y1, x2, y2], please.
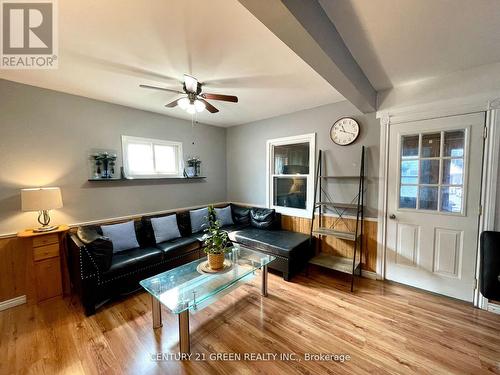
[33, 233, 59, 247]
[33, 243, 59, 261]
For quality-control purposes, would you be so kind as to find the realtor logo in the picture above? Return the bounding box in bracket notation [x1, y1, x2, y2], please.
[1, 0, 58, 69]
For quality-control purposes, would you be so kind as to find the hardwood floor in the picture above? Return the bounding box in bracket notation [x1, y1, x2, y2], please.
[1, 269, 500, 375]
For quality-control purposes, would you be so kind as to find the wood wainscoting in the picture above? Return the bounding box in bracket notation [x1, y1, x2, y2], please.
[281, 215, 378, 273]
[0, 234, 71, 305]
[0, 236, 35, 304]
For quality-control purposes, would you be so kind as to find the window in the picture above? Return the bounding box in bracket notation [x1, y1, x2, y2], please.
[399, 129, 466, 214]
[267, 133, 315, 217]
[122, 135, 183, 178]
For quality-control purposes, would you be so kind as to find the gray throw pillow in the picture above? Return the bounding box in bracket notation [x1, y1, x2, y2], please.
[215, 206, 234, 227]
[190, 207, 209, 233]
[101, 220, 140, 253]
[151, 214, 181, 243]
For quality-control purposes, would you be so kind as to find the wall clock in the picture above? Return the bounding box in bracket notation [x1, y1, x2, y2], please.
[330, 117, 360, 146]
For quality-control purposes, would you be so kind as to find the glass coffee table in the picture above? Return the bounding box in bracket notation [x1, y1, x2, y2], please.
[140, 244, 275, 354]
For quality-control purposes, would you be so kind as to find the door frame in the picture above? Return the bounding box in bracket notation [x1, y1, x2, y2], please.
[376, 98, 500, 309]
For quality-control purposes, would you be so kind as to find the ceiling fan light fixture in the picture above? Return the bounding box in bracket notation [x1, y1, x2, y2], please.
[194, 99, 205, 113]
[186, 105, 196, 114]
[178, 97, 190, 110]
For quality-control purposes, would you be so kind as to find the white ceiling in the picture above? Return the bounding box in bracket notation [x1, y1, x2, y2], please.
[320, 0, 500, 91]
[0, 0, 344, 127]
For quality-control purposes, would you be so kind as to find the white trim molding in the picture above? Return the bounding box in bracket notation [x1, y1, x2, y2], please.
[376, 96, 500, 308]
[0, 295, 26, 311]
[0, 202, 229, 239]
[376, 114, 390, 280]
[475, 101, 500, 309]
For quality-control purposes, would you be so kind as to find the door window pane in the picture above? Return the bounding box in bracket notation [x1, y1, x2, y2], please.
[401, 135, 419, 158]
[401, 160, 419, 184]
[400, 186, 417, 209]
[273, 177, 307, 209]
[419, 160, 439, 184]
[421, 133, 441, 157]
[444, 130, 465, 157]
[442, 159, 464, 185]
[273, 143, 309, 174]
[419, 186, 438, 210]
[441, 187, 463, 213]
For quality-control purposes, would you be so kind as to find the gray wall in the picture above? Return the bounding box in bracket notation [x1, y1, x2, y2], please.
[226, 101, 380, 217]
[0, 79, 227, 234]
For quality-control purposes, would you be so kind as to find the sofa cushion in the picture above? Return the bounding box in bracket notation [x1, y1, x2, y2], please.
[215, 205, 234, 227]
[101, 221, 140, 253]
[230, 228, 309, 258]
[231, 204, 250, 225]
[190, 207, 209, 233]
[150, 214, 181, 243]
[220, 224, 248, 234]
[76, 226, 114, 272]
[102, 246, 163, 279]
[250, 208, 276, 229]
[155, 236, 200, 256]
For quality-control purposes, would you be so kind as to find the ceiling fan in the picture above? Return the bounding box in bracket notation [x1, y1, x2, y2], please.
[139, 74, 238, 114]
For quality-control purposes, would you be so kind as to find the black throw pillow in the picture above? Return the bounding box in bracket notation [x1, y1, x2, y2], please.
[250, 208, 276, 229]
[231, 204, 251, 225]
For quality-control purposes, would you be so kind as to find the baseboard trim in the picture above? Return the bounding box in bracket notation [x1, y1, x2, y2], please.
[487, 302, 500, 315]
[361, 270, 378, 280]
[0, 295, 26, 311]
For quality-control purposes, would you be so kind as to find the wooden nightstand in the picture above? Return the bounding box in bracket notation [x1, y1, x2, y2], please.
[17, 225, 69, 303]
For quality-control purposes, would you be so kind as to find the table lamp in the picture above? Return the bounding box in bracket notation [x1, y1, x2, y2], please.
[21, 187, 63, 232]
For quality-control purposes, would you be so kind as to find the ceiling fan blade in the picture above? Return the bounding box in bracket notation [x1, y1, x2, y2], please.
[184, 74, 198, 93]
[139, 84, 183, 94]
[201, 93, 238, 103]
[199, 99, 219, 113]
[165, 98, 180, 108]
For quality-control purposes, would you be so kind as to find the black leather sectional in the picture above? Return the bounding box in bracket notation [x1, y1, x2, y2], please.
[67, 204, 312, 315]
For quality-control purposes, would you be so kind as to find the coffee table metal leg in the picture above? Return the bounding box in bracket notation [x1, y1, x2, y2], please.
[261, 264, 268, 297]
[178, 310, 190, 354]
[152, 296, 162, 328]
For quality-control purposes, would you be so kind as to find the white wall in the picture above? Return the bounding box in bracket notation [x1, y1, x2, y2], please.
[378, 61, 500, 112]
[0, 79, 227, 235]
[226, 101, 380, 217]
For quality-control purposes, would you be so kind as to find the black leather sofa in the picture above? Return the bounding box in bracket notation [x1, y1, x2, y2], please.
[480, 231, 500, 301]
[67, 204, 312, 315]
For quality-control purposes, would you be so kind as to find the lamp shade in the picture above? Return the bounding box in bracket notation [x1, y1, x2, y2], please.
[21, 187, 63, 212]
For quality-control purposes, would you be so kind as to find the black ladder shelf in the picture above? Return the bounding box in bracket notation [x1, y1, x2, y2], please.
[308, 146, 365, 292]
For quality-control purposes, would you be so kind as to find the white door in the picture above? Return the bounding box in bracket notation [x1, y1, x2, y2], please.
[386, 113, 484, 302]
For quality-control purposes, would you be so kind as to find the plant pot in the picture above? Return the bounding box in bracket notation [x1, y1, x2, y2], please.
[207, 253, 225, 270]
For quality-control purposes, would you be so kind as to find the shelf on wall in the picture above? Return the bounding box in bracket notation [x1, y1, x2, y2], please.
[87, 177, 207, 182]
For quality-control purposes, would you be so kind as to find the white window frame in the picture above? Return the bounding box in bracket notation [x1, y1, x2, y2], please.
[266, 133, 316, 218]
[121, 135, 183, 179]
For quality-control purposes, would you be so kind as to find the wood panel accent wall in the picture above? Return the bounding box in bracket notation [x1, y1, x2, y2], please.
[281, 215, 378, 272]
[0, 236, 35, 303]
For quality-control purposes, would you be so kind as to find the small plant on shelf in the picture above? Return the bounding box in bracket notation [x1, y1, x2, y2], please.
[203, 206, 230, 270]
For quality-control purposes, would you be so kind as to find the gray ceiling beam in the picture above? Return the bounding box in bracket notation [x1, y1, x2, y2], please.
[238, 0, 377, 113]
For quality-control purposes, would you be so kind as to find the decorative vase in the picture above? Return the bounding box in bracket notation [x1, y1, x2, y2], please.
[207, 253, 225, 270]
[186, 167, 195, 177]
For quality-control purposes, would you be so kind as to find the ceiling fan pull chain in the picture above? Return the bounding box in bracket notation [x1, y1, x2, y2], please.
[191, 113, 196, 145]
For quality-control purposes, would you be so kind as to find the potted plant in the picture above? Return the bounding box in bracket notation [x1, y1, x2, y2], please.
[203, 206, 230, 270]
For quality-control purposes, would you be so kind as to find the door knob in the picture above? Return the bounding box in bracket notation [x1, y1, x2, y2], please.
[389, 214, 396, 220]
